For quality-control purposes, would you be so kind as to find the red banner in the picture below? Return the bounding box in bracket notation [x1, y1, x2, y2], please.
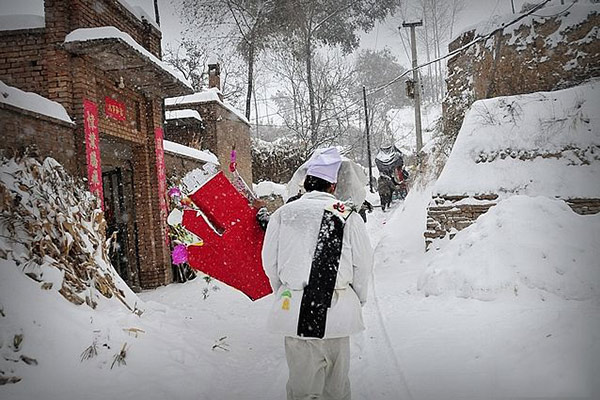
[154, 127, 169, 244]
[83, 99, 104, 209]
[105, 96, 126, 121]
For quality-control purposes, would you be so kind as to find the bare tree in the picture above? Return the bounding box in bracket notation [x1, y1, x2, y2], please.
[177, 0, 277, 118]
[267, 48, 359, 152]
[272, 0, 401, 146]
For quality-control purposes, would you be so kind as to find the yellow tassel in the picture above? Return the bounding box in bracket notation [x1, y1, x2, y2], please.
[282, 298, 290, 310]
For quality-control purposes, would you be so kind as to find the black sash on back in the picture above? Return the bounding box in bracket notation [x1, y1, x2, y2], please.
[297, 209, 346, 338]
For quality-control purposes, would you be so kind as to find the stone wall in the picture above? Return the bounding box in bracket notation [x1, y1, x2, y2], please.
[443, 6, 600, 139]
[425, 194, 600, 249]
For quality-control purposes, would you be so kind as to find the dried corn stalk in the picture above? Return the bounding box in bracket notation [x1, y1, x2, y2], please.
[0, 153, 134, 310]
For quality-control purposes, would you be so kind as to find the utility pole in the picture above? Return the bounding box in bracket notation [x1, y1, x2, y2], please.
[153, 0, 160, 26]
[362, 85, 374, 192]
[510, 0, 516, 14]
[402, 21, 423, 153]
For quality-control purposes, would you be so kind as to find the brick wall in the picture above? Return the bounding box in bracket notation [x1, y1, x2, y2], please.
[166, 101, 254, 185]
[0, 29, 46, 96]
[164, 152, 207, 183]
[0, 104, 77, 174]
[164, 120, 210, 150]
[443, 8, 600, 139]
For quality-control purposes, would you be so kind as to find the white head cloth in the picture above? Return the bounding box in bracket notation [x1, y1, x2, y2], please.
[285, 148, 368, 207]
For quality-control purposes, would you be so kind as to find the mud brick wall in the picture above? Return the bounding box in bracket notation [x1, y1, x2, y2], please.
[443, 8, 600, 139]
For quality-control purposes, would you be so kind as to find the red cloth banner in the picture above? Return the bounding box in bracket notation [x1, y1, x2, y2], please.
[83, 99, 104, 209]
[182, 172, 272, 300]
[105, 96, 126, 121]
[154, 127, 169, 244]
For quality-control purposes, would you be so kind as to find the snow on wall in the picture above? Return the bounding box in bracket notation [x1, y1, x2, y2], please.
[163, 140, 218, 165]
[64, 26, 192, 90]
[434, 80, 600, 198]
[0, 80, 73, 123]
[419, 195, 600, 301]
[166, 88, 250, 125]
[165, 109, 202, 122]
[0, 14, 44, 30]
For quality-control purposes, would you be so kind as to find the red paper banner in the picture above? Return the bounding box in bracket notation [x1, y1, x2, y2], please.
[154, 127, 169, 244]
[105, 96, 126, 121]
[83, 99, 104, 209]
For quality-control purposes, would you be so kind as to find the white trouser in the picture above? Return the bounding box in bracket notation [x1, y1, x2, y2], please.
[284, 336, 351, 400]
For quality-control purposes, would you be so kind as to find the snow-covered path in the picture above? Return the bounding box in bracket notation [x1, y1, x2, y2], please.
[137, 199, 410, 400]
[137, 191, 600, 400]
[3, 191, 598, 400]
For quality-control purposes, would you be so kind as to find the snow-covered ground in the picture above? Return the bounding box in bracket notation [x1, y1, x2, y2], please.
[3, 184, 598, 399]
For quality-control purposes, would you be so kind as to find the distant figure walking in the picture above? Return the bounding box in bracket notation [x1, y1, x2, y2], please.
[377, 174, 395, 211]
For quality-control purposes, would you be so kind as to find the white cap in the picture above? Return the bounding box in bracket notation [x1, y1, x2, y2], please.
[306, 147, 342, 183]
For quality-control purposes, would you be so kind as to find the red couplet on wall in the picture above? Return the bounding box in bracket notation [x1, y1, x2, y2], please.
[83, 99, 104, 209]
[154, 127, 169, 245]
[105, 96, 126, 121]
[182, 171, 273, 301]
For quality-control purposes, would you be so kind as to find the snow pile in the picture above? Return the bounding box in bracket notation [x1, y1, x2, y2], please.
[166, 88, 249, 125]
[253, 181, 286, 198]
[64, 27, 192, 90]
[435, 80, 600, 198]
[0, 155, 141, 386]
[0, 80, 73, 123]
[418, 195, 600, 301]
[116, 0, 160, 30]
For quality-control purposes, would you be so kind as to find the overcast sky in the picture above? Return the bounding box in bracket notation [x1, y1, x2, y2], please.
[0, 0, 529, 68]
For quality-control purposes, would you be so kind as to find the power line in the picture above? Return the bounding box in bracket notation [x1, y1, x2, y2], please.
[254, 0, 555, 133]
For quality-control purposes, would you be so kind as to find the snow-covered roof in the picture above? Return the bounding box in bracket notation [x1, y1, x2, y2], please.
[163, 140, 219, 165]
[0, 14, 44, 31]
[454, 1, 599, 43]
[166, 88, 250, 125]
[165, 109, 202, 122]
[0, 80, 73, 123]
[64, 27, 192, 91]
[434, 80, 600, 199]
